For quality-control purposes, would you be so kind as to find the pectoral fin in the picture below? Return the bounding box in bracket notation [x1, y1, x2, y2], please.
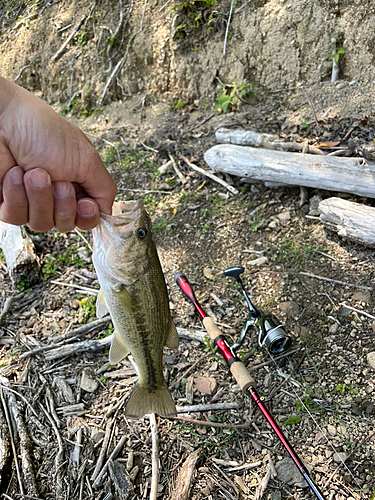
[96, 289, 109, 319]
[164, 320, 179, 350]
[109, 332, 130, 364]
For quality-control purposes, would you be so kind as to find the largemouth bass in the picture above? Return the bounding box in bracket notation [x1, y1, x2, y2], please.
[92, 199, 179, 419]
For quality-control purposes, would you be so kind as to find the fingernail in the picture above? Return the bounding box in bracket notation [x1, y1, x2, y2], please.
[29, 168, 50, 189]
[10, 167, 24, 185]
[53, 182, 72, 199]
[78, 199, 96, 217]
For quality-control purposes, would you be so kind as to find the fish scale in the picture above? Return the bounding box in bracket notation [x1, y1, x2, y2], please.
[92, 199, 179, 419]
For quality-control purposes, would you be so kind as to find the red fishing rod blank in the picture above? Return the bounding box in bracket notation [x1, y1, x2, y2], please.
[174, 271, 327, 500]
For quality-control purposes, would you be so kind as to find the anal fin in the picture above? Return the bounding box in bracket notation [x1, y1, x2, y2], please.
[109, 332, 130, 364]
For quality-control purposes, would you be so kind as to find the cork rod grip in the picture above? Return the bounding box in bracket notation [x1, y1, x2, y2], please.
[203, 317, 256, 392]
[229, 361, 256, 393]
[202, 317, 223, 341]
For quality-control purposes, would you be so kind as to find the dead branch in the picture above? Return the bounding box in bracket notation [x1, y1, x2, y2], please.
[319, 197, 375, 247]
[0, 390, 10, 488]
[204, 144, 375, 198]
[0, 223, 40, 285]
[91, 418, 113, 483]
[93, 435, 127, 488]
[0, 292, 24, 326]
[1, 378, 39, 497]
[176, 402, 239, 413]
[169, 154, 187, 184]
[149, 413, 159, 500]
[180, 155, 239, 195]
[44, 335, 112, 361]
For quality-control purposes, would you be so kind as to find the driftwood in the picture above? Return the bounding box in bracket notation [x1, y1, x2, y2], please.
[215, 128, 324, 155]
[0, 222, 40, 285]
[319, 197, 375, 247]
[204, 144, 375, 199]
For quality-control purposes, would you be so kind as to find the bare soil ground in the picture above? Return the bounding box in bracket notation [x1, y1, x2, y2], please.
[1, 88, 375, 500]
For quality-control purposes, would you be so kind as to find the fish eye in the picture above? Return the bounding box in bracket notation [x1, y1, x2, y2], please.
[137, 227, 148, 239]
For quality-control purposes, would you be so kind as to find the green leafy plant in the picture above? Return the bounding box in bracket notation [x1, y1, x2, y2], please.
[171, 98, 187, 110]
[329, 47, 345, 62]
[215, 82, 256, 114]
[284, 415, 301, 425]
[335, 383, 346, 394]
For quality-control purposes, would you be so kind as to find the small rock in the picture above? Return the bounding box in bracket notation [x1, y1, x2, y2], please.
[367, 352, 375, 370]
[333, 452, 348, 464]
[247, 256, 269, 266]
[351, 290, 372, 303]
[277, 211, 291, 223]
[275, 457, 310, 488]
[279, 301, 300, 318]
[329, 323, 338, 334]
[268, 220, 279, 230]
[309, 194, 322, 216]
[80, 370, 99, 393]
[91, 428, 105, 443]
[327, 424, 336, 436]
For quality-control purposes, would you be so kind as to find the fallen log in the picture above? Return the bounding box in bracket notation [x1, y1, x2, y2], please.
[215, 128, 324, 155]
[0, 222, 40, 285]
[204, 144, 375, 199]
[318, 197, 375, 247]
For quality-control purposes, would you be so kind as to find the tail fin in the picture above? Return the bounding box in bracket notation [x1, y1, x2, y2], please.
[125, 382, 176, 419]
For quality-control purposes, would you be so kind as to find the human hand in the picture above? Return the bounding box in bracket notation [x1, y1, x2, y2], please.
[0, 77, 117, 232]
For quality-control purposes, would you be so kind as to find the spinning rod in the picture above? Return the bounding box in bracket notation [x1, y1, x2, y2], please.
[174, 268, 327, 500]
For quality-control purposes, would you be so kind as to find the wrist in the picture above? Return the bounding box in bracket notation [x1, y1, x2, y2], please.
[0, 77, 21, 117]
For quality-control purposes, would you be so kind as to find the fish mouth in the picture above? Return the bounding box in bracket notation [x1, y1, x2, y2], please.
[97, 199, 146, 239]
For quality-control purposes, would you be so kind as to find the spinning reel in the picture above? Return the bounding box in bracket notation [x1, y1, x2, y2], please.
[223, 265, 292, 356]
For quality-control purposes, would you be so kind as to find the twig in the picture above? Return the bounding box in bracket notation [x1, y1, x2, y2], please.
[1, 378, 39, 497]
[52, 317, 111, 342]
[300, 87, 320, 129]
[177, 327, 206, 343]
[172, 415, 250, 430]
[180, 155, 239, 195]
[223, 0, 235, 56]
[248, 348, 301, 370]
[169, 154, 187, 184]
[234, 0, 252, 13]
[141, 142, 159, 153]
[74, 228, 93, 252]
[13, 64, 31, 83]
[150, 414, 159, 500]
[0, 293, 24, 325]
[92, 435, 127, 488]
[99, 0, 146, 104]
[39, 405, 64, 493]
[298, 271, 373, 291]
[49, 280, 99, 295]
[189, 112, 215, 132]
[158, 0, 172, 11]
[176, 402, 239, 413]
[339, 302, 375, 320]
[44, 335, 112, 361]
[0, 387, 23, 495]
[91, 418, 113, 483]
[51, 13, 87, 62]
